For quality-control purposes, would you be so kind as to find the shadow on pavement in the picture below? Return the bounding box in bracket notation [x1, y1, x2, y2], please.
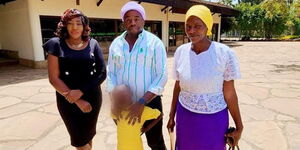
[0, 65, 48, 86]
[222, 41, 243, 48]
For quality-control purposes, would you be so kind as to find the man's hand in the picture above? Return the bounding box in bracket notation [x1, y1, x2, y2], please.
[66, 90, 83, 103]
[126, 102, 144, 125]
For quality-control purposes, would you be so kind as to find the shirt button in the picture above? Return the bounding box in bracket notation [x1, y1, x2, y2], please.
[94, 69, 96, 72]
[90, 71, 94, 75]
[65, 71, 69, 75]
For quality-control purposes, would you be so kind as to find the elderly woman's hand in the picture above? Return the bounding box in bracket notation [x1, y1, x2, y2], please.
[66, 90, 83, 103]
[226, 128, 242, 147]
[167, 117, 176, 132]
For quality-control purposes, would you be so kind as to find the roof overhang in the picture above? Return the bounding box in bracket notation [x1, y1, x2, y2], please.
[1, 0, 239, 17]
[0, 0, 16, 5]
[134, 0, 239, 17]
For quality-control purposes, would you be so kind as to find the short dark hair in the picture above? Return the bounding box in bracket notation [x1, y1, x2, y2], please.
[55, 8, 91, 41]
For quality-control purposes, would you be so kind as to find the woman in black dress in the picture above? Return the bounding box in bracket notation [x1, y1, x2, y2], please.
[43, 9, 106, 150]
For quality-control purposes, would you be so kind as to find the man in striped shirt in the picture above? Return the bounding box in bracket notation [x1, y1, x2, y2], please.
[106, 1, 168, 150]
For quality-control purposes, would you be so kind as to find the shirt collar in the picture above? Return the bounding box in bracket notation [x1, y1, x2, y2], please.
[121, 29, 145, 42]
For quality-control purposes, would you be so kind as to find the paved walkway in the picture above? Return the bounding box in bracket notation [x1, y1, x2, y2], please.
[0, 41, 300, 150]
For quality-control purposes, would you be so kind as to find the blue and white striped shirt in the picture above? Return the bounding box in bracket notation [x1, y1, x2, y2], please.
[106, 29, 168, 101]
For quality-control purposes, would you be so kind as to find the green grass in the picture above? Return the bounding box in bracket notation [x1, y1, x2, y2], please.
[278, 35, 300, 40]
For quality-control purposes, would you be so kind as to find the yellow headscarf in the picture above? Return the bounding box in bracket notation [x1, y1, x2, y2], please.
[185, 5, 213, 36]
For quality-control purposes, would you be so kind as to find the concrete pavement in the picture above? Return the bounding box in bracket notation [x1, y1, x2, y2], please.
[0, 41, 300, 150]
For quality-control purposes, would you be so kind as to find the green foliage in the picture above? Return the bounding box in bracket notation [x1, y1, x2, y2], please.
[232, 0, 300, 39]
[293, 0, 300, 17]
[290, 0, 300, 34]
[239, 0, 263, 4]
[278, 34, 300, 39]
[261, 0, 289, 38]
[295, 20, 300, 34]
[219, 0, 233, 6]
[221, 17, 236, 34]
[91, 32, 120, 36]
[235, 3, 265, 38]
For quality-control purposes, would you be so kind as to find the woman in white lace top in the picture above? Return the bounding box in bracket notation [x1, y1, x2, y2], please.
[167, 5, 243, 150]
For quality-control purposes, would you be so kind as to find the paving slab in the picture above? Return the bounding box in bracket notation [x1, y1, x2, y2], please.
[1, 41, 300, 150]
[0, 103, 47, 119]
[0, 111, 60, 141]
[262, 98, 300, 118]
[243, 121, 287, 150]
[0, 96, 22, 109]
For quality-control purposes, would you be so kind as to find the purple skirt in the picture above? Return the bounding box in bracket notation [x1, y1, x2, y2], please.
[176, 102, 229, 150]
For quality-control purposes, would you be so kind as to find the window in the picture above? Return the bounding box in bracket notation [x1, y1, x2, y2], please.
[145, 21, 162, 39]
[40, 16, 60, 59]
[89, 18, 123, 54]
[40, 16, 162, 57]
[169, 22, 188, 48]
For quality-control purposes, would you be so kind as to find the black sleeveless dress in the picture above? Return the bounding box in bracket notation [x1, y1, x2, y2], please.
[43, 37, 106, 147]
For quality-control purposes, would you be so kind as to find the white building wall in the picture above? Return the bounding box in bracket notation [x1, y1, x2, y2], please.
[213, 13, 221, 42]
[0, 0, 222, 66]
[28, 0, 170, 61]
[0, 0, 34, 61]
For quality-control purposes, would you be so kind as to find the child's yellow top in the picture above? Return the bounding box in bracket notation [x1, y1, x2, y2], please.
[112, 106, 161, 150]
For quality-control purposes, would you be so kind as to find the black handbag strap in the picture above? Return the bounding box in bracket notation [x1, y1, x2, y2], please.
[228, 145, 240, 150]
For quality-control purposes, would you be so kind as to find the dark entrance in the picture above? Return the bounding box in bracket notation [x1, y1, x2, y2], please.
[40, 16, 163, 58]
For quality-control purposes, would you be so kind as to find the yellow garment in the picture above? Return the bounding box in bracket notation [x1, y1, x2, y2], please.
[112, 106, 161, 150]
[185, 5, 213, 36]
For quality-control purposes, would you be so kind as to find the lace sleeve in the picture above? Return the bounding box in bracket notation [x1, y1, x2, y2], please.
[172, 47, 180, 80]
[224, 49, 241, 81]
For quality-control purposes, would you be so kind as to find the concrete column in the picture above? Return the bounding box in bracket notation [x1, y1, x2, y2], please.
[28, 0, 45, 62]
[218, 15, 221, 42]
[161, 8, 169, 50]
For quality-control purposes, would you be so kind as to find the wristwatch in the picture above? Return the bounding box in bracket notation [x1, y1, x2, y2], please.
[138, 97, 147, 105]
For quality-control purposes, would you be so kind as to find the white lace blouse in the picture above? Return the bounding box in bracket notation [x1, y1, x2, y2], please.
[173, 42, 241, 114]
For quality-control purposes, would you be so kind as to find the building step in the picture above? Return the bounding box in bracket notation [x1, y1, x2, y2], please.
[0, 57, 19, 67]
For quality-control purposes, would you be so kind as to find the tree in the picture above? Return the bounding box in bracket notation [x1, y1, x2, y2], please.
[234, 0, 292, 39]
[238, 0, 263, 5]
[221, 17, 235, 34]
[225, 0, 300, 39]
[235, 3, 265, 39]
[219, 0, 233, 6]
[261, 0, 289, 38]
[290, 0, 300, 34]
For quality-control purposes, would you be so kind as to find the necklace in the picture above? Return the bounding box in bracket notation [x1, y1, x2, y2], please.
[67, 40, 84, 49]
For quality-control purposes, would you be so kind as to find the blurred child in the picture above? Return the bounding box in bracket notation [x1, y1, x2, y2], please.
[111, 84, 163, 150]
